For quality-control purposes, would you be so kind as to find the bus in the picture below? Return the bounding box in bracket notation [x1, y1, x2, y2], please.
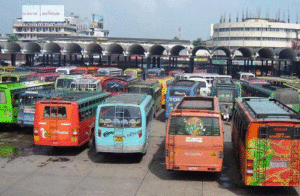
[34, 91, 111, 147]
[237, 72, 256, 81]
[165, 80, 202, 118]
[210, 77, 241, 119]
[0, 81, 54, 124]
[144, 68, 166, 80]
[74, 67, 99, 75]
[97, 67, 122, 76]
[27, 72, 61, 83]
[56, 66, 77, 75]
[95, 94, 154, 154]
[0, 72, 32, 83]
[128, 81, 162, 117]
[124, 68, 144, 79]
[29, 67, 57, 73]
[102, 77, 131, 96]
[17, 89, 64, 127]
[175, 73, 220, 90]
[168, 69, 185, 77]
[240, 79, 270, 97]
[232, 97, 300, 186]
[70, 78, 102, 92]
[55, 75, 85, 91]
[0, 66, 16, 72]
[147, 77, 174, 107]
[165, 96, 224, 172]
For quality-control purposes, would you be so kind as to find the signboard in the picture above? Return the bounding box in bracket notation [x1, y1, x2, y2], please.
[22, 5, 64, 22]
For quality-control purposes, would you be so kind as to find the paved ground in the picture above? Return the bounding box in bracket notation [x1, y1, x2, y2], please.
[0, 111, 299, 196]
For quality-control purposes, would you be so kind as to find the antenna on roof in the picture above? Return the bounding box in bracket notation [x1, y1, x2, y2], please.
[242, 9, 245, 20]
[220, 14, 223, 23]
[246, 7, 248, 18]
[283, 10, 286, 22]
[229, 13, 231, 22]
[278, 8, 281, 21]
[266, 7, 269, 19]
[223, 11, 226, 23]
[236, 11, 239, 22]
[297, 13, 299, 24]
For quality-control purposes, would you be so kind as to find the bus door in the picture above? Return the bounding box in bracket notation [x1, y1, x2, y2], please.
[247, 125, 300, 186]
[167, 116, 223, 171]
[41, 103, 73, 145]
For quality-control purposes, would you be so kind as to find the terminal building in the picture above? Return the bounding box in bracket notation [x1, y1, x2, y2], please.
[12, 5, 109, 41]
[207, 17, 300, 51]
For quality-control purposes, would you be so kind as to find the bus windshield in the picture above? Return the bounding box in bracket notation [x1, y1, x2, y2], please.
[106, 82, 125, 92]
[56, 79, 74, 89]
[57, 70, 68, 75]
[125, 71, 136, 78]
[169, 116, 220, 136]
[170, 89, 190, 96]
[128, 87, 152, 95]
[2, 77, 18, 83]
[99, 106, 142, 128]
[146, 71, 159, 78]
[20, 94, 41, 106]
[0, 91, 6, 103]
[217, 89, 236, 102]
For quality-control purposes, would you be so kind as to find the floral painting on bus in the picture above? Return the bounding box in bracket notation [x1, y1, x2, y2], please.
[247, 136, 300, 186]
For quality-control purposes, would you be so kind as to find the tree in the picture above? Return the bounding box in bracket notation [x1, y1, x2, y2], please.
[7, 34, 19, 42]
[173, 36, 179, 40]
[192, 38, 204, 46]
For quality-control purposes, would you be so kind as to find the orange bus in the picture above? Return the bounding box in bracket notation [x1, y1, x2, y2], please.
[232, 97, 300, 186]
[165, 96, 224, 172]
[34, 91, 110, 147]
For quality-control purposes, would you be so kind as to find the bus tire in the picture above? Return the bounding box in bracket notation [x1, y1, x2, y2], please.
[88, 133, 94, 148]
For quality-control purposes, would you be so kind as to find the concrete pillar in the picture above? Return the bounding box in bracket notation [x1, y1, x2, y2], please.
[157, 57, 161, 68]
[141, 57, 144, 68]
[108, 56, 111, 66]
[50, 54, 53, 66]
[69, 55, 72, 65]
[75, 55, 78, 65]
[58, 54, 61, 66]
[135, 56, 138, 68]
[172, 57, 175, 67]
[81, 54, 84, 65]
[189, 57, 194, 73]
[46, 55, 49, 64]
[42, 54, 45, 64]
[63, 55, 66, 66]
[147, 57, 151, 69]
[11, 54, 16, 67]
[91, 55, 94, 66]
[169, 57, 171, 67]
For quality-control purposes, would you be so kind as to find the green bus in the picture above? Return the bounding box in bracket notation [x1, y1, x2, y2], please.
[0, 81, 54, 124]
[128, 80, 162, 118]
[0, 72, 32, 83]
[55, 75, 84, 91]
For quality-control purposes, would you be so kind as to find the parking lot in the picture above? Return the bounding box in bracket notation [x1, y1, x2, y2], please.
[0, 111, 300, 196]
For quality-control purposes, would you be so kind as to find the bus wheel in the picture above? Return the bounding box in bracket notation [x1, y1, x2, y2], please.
[88, 133, 94, 148]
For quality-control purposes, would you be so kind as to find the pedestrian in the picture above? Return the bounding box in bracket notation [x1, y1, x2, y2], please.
[224, 105, 229, 124]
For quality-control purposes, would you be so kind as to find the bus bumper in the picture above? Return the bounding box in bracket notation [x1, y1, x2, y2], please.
[95, 143, 145, 153]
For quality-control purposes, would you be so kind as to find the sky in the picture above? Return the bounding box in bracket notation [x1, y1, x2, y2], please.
[1, 0, 300, 41]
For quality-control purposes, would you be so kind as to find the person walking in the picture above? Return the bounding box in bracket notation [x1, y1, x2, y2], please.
[224, 105, 229, 124]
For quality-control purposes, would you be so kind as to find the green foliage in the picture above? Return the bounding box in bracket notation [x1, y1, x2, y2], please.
[173, 36, 179, 40]
[192, 38, 204, 46]
[7, 34, 19, 42]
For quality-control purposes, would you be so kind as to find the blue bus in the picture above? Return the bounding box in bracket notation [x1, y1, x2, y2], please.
[17, 89, 65, 127]
[144, 68, 166, 80]
[95, 94, 154, 155]
[165, 80, 201, 118]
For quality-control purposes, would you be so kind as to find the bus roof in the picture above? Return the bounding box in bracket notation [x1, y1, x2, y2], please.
[41, 91, 109, 103]
[175, 96, 216, 111]
[129, 80, 159, 87]
[105, 94, 149, 105]
[170, 80, 197, 87]
[241, 97, 300, 120]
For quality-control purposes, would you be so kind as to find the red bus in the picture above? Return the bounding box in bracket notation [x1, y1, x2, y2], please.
[165, 96, 224, 172]
[232, 97, 300, 186]
[34, 91, 110, 147]
[74, 67, 99, 75]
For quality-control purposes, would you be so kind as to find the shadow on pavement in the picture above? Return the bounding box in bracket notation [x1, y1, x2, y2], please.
[87, 145, 143, 164]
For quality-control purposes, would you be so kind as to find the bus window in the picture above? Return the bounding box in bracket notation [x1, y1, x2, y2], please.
[0, 91, 6, 103]
[43, 106, 67, 118]
[99, 106, 142, 128]
[169, 117, 220, 136]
